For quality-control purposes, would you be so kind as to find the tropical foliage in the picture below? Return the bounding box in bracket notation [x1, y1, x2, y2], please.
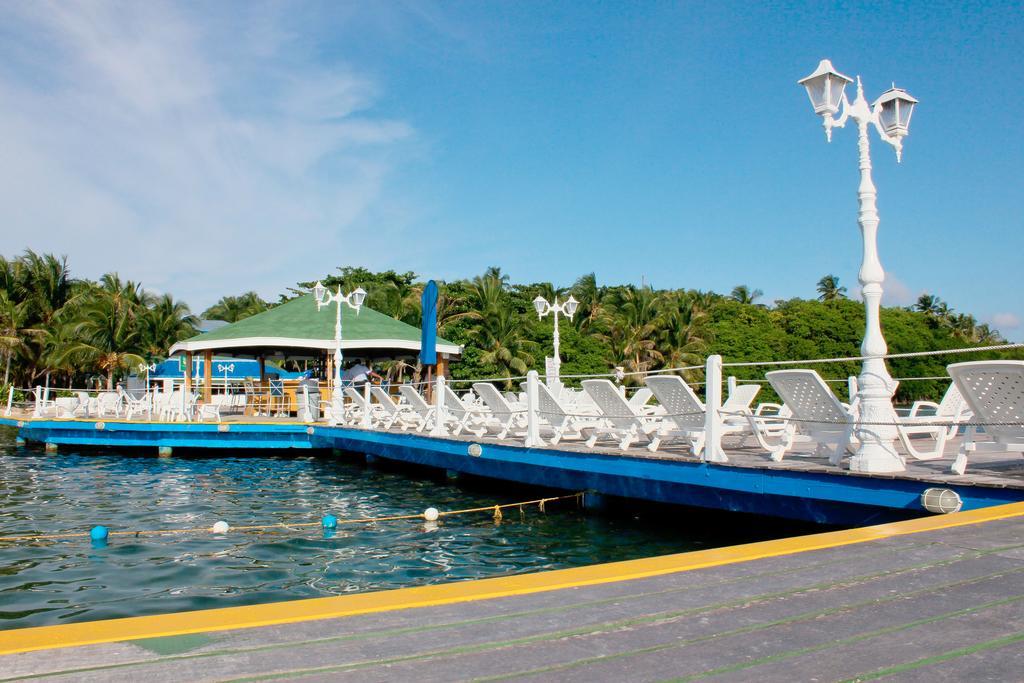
[0, 252, 1017, 403]
[0, 251, 198, 390]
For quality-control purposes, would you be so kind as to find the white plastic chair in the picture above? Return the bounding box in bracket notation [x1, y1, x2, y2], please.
[532, 381, 601, 445]
[628, 387, 654, 412]
[581, 379, 658, 450]
[642, 375, 719, 455]
[398, 385, 435, 432]
[95, 391, 123, 418]
[947, 361, 1024, 475]
[370, 386, 425, 430]
[472, 383, 526, 439]
[750, 370, 855, 464]
[894, 382, 970, 461]
[119, 388, 152, 420]
[441, 385, 488, 437]
[343, 387, 383, 426]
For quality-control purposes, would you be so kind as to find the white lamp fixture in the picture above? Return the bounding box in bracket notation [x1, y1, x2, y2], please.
[534, 294, 577, 390]
[799, 59, 918, 474]
[798, 59, 853, 122]
[872, 87, 918, 140]
[312, 281, 366, 421]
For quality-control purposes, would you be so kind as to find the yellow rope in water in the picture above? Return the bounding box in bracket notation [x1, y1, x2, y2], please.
[0, 492, 585, 543]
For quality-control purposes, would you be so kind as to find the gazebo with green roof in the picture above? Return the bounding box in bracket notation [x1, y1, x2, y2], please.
[169, 294, 460, 399]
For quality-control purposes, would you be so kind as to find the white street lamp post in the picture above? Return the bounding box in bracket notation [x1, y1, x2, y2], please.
[313, 282, 366, 417]
[799, 59, 918, 473]
[533, 295, 578, 389]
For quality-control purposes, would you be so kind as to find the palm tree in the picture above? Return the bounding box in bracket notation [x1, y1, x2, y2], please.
[570, 272, 604, 332]
[141, 294, 199, 360]
[730, 285, 763, 305]
[914, 293, 944, 316]
[202, 292, 269, 322]
[0, 291, 39, 385]
[54, 289, 146, 389]
[469, 308, 538, 387]
[464, 272, 507, 321]
[816, 274, 848, 301]
[656, 291, 709, 379]
[599, 287, 663, 383]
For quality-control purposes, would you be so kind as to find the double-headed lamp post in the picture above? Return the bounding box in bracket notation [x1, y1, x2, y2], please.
[532, 295, 578, 387]
[313, 282, 366, 412]
[798, 59, 918, 473]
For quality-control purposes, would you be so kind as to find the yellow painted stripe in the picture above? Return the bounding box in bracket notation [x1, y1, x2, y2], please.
[2, 501, 1022, 656]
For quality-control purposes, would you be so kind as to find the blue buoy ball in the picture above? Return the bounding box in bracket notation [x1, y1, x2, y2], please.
[90, 525, 109, 542]
[322, 514, 338, 530]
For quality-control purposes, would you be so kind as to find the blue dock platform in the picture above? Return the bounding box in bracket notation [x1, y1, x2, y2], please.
[2, 414, 1023, 527]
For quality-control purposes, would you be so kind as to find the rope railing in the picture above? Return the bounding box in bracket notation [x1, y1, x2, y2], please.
[721, 342, 1024, 368]
[0, 492, 585, 545]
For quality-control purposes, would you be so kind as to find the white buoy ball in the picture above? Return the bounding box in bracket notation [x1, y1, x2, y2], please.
[423, 507, 439, 522]
[211, 521, 230, 533]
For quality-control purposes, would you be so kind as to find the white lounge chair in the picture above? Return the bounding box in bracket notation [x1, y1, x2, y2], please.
[533, 381, 600, 445]
[472, 383, 527, 439]
[750, 370, 855, 464]
[628, 387, 654, 412]
[370, 386, 425, 430]
[722, 384, 761, 422]
[441, 385, 488, 437]
[343, 387, 383, 426]
[398, 385, 435, 432]
[581, 379, 658, 450]
[894, 382, 970, 461]
[947, 361, 1024, 475]
[643, 375, 708, 454]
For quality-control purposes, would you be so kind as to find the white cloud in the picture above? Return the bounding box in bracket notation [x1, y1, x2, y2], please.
[991, 312, 1021, 331]
[0, 1, 413, 311]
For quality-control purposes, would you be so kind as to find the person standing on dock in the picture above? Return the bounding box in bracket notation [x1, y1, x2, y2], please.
[342, 362, 382, 389]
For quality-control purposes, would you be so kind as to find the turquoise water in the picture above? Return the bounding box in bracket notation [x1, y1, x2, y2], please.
[0, 430, 808, 630]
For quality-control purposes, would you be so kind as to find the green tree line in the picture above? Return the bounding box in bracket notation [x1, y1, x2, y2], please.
[2, 253, 1017, 402]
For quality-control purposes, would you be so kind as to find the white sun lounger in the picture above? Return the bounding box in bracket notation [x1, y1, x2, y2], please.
[947, 361, 1024, 475]
[894, 381, 970, 461]
[531, 381, 600, 445]
[581, 379, 658, 450]
[752, 370, 855, 464]
[398, 385, 435, 432]
[370, 386, 425, 430]
[472, 383, 526, 439]
[441, 385, 488, 437]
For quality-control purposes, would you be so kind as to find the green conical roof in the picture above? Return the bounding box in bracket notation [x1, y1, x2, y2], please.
[169, 294, 459, 358]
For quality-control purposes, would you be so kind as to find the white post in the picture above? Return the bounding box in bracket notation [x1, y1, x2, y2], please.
[301, 385, 313, 423]
[847, 375, 859, 404]
[703, 355, 727, 463]
[361, 381, 373, 429]
[430, 375, 447, 436]
[5, 386, 13, 416]
[33, 385, 41, 417]
[525, 370, 542, 447]
[848, 88, 902, 473]
[727, 375, 737, 397]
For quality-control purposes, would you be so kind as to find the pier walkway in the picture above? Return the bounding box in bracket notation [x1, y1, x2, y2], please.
[2, 503, 1023, 681]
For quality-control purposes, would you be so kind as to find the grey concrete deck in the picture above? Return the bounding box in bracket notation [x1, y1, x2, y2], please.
[3, 513, 1023, 681]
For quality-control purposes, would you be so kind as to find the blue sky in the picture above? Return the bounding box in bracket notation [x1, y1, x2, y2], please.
[1, 1, 1021, 338]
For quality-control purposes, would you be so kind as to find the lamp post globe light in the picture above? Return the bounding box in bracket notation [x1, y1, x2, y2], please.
[798, 59, 918, 473]
[533, 294, 578, 390]
[313, 282, 366, 417]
